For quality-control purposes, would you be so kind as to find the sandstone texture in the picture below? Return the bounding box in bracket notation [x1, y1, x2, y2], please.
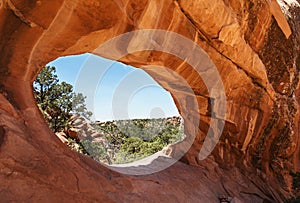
[0, 0, 299, 202]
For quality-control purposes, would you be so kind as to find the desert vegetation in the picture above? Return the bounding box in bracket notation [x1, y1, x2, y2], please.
[34, 66, 184, 164]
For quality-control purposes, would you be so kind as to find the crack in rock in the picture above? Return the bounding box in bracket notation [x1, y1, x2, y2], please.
[5, 0, 37, 28]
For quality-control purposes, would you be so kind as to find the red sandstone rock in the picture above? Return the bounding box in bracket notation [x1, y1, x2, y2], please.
[67, 128, 80, 141]
[0, 0, 299, 202]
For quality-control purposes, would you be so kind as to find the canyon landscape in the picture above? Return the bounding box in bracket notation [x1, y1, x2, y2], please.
[0, 0, 299, 202]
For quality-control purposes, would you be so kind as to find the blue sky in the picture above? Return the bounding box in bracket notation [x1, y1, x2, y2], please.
[47, 53, 180, 121]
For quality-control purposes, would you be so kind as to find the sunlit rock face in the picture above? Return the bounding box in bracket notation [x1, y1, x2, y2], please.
[0, 0, 299, 202]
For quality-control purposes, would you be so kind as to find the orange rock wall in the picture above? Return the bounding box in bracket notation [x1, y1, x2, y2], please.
[0, 0, 299, 202]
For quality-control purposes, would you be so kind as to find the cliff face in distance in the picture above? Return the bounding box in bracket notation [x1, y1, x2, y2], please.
[0, 0, 299, 202]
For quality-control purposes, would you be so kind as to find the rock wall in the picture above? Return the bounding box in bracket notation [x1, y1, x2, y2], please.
[0, 0, 299, 202]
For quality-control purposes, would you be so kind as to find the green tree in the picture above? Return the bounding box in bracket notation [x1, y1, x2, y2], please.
[34, 66, 59, 110]
[109, 118, 185, 164]
[34, 66, 92, 132]
[72, 93, 93, 118]
[81, 140, 109, 163]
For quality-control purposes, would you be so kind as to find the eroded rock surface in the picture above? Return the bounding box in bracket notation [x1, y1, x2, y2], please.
[0, 0, 299, 202]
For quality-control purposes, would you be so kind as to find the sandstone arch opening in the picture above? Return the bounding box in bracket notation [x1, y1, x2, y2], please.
[33, 53, 187, 167]
[1, 1, 299, 201]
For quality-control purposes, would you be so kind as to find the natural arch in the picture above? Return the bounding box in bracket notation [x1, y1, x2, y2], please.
[0, 0, 299, 202]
